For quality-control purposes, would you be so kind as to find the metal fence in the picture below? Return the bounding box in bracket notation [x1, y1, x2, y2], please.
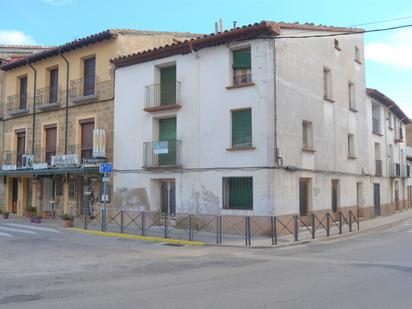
[73, 209, 359, 247]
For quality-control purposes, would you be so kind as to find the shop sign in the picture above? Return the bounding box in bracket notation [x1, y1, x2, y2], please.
[2, 164, 17, 171]
[51, 154, 79, 167]
[33, 163, 48, 170]
[154, 141, 168, 155]
[82, 157, 107, 165]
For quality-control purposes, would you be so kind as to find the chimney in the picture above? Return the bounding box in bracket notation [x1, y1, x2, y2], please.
[219, 18, 223, 32]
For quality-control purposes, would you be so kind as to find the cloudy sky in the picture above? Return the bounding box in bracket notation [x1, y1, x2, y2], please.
[0, 0, 411, 117]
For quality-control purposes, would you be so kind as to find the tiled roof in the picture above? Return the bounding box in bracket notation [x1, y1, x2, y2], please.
[0, 29, 198, 71]
[112, 21, 364, 68]
[367, 88, 410, 124]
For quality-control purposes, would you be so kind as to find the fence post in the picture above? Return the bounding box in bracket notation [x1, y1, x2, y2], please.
[141, 212, 145, 236]
[339, 212, 343, 235]
[84, 209, 87, 230]
[326, 213, 330, 237]
[349, 211, 353, 232]
[188, 214, 193, 241]
[164, 212, 168, 239]
[120, 210, 124, 234]
[271, 217, 275, 246]
[311, 214, 315, 239]
[294, 215, 298, 242]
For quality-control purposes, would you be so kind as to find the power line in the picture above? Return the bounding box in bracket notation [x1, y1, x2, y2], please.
[349, 15, 412, 27]
[275, 23, 412, 39]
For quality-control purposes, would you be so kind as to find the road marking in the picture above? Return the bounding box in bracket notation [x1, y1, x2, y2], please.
[4, 223, 60, 233]
[0, 226, 37, 235]
[0, 231, 13, 237]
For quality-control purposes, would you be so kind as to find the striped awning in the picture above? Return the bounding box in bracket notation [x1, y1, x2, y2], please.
[0, 166, 100, 177]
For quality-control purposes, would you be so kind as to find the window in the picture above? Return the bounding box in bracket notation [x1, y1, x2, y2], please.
[222, 177, 253, 210]
[355, 46, 361, 63]
[49, 68, 58, 103]
[83, 57, 96, 96]
[348, 133, 356, 158]
[372, 103, 381, 134]
[388, 112, 393, 129]
[348, 82, 356, 110]
[334, 39, 340, 50]
[232, 48, 251, 85]
[375, 143, 382, 176]
[16, 130, 26, 167]
[68, 177, 77, 199]
[19, 76, 28, 110]
[231, 109, 252, 149]
[323, 67, 332, 100]
[302, 120, 314, 151]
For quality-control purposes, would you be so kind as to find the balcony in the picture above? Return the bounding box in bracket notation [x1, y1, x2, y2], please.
[0, 151, 32, 168]
[144, 81, 181, 112]
[375, 159, 382, 176]
[390, 163, 401, 178]
[35, 86, 64, 110]
[143, 140, 182, 168]
[7, 93, 31, 116]
[69, 76, 113, 104]
[372, 118, 381, 135]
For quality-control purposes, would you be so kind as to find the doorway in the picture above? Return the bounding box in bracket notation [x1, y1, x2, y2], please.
[12, 178, 18, 214]
[42, 178, 55, 213]
[374, 183, 381, 216]
[160, 179, 176, 217]
[331, 180, 340, 213]
[395, 181, 400, 211]
[299, 178, 310, 216]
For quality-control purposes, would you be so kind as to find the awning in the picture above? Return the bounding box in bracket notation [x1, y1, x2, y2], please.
[0, 166, 100, 177]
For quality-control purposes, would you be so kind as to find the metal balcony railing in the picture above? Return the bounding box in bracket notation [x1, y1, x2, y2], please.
[35, 86, 64, 108]
[372, 118, 381, 135]
[7, 93, 31, 115]
[233, 71, 252, 86]
[67, 144, 94, 161]
[375, 159, 382, 176]
[0, 151, 31, 168]
[143, 140, 182, 168]
[144, 81, 181, 111]
[69, 76, 113, 103]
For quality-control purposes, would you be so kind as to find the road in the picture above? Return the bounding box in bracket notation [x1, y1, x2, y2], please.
[0, 218, 412, 309]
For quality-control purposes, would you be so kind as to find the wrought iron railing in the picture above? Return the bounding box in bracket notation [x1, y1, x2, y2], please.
[69, 76, 113, 102]
[35, 86, 64, 108]
[144, 81, 181, 111]
[375, 159, 382, 176]
[233, 71, 252, 85]
[7, 93, 31, 115]
[0, 151, 30, 167]
[143, 140, 182, 168]
[73, 209, 360, 247]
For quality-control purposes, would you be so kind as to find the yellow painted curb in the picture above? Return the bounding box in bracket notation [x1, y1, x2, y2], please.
[69, 228, 205, 246]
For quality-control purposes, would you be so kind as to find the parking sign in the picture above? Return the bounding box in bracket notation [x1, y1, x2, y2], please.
[99, 163, 113, 174]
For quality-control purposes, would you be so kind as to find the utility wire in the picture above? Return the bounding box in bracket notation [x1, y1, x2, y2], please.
[349, 15, 412, 27]
[275, 23, 412, 39]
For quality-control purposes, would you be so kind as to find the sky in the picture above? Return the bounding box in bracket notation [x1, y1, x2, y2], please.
[0, 0, 411, 117]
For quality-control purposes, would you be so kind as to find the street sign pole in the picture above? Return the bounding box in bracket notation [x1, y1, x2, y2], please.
[99, 163, 112, 233]
[103, 172, 108, 232]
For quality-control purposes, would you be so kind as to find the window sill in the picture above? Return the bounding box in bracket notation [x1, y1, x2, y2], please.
[349, 107, 358, 113]
[226, 146, 256, 151]
[323, 97, 335, 103]
[355, 59, 362, 65]
[226, 82, 255, 90]
[372, 131, 383, 137]
[71, 94, 99, 104]
[302, 148, 316, 153]
[348, 156, 357, 160]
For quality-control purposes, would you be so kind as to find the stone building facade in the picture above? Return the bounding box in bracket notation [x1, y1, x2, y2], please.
[0, 30, 196, 217]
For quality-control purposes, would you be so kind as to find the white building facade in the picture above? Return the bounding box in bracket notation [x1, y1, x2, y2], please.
[112, 21, 408, 219]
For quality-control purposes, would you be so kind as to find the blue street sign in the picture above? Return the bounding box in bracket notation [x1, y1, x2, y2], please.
[99, 163, 113, 174]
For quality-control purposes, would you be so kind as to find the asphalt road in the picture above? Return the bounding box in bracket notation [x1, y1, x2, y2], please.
[0, 218, 412, 309]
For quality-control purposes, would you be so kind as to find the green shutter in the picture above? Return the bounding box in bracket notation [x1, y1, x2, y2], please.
[160, 66, 176, 106]
[232, 110, 252, 148]
[159, 118, 177, 165]
[233, 49, 251, 69]
[227, 177, 253, 210]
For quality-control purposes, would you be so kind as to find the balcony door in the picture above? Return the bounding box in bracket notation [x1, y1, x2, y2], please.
[19, 77, 28, 110]
[158, 117, 176, 166]
[16, 131, 26, 167]
[83, 57, 96, 96]
[45, 125, 57, 165]
[49, 68, 58, 103]
[160, 66, 176, 106]
[80, 119, 94, 160]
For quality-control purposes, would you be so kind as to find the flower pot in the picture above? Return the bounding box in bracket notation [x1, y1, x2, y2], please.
[2, 213, 9, 219]
[34, 217, 41, 224]
[63, 220, 73, 228]
[30, 216, 35, 223]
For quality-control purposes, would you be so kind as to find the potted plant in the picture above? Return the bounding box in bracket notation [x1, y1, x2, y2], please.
[26, 207, 37, 218]
[33, 212, 42, 224]
[61, 213, 75, 228]
[0, 209, 9, 220]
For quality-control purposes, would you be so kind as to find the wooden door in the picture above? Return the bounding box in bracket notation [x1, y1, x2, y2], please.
[16, 131, 25, 167]
[45, 126, 57, 165]
[160, 66, 176, 105]
[12, 178, 18, 213]
[299, 179, 309, 216]
[80, 120, 94, 160]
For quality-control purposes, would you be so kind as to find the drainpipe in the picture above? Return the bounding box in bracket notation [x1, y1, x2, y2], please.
[28, 61, 37, 155]
[60, 50, 69, 154]
[273, 38, 280, 167]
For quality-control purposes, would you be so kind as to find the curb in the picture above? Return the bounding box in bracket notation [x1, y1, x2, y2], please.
[69, 228, 205, 246]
